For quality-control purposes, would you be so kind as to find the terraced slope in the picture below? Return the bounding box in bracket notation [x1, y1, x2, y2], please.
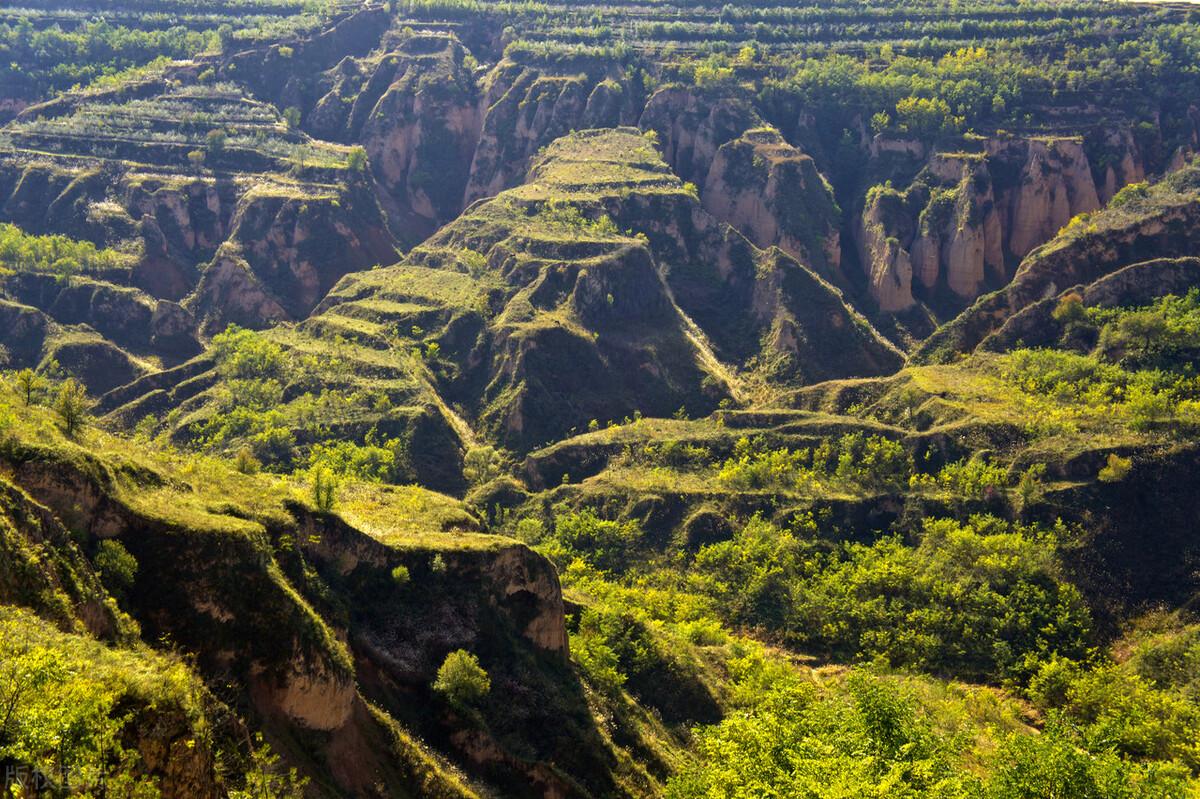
[1, 74, 396, 318]
[6, 1, 1200, 797]
[107, 127, 900, 465]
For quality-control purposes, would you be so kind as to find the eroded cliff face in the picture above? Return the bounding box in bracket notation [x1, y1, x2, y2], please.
[855, 185, 917, 312]
[606, 179, 901, 384]
[999, 137, 1101, 259]
[0, 430, 575, 797]
[0, 164, 396, 337]
[415, 200, 733, 451]
[915, 160, 1200, 363]
[192, 179, 396, 328]
[0, 65, 401, 366]
[854, 132, 1142, 314]
[0, 269, 201, 396]
[641, 88, 761, 184]
[1093, 126, 1148, 204]
[464, 60, 642, 205]
[980, 256, 1200, 354]
[307, 33, 483, 243]
[702, 127, 841, 276]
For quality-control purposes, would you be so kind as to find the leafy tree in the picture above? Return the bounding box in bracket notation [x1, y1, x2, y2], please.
[14, 368, 43, 406]
[235, 446, 262, 475]
[231, 733, 308, 799]
[54, 379, 89, 438]
[463, 445, 503, 486]
[94, 540, 138, 598]
[346, 146, 368, 172]
[311, 466, 338, 512]
[1015, 463, 1046, 512]
[1052, 292, 1087, 325]
[0, 612, 161, 797]
[211, 325, 288, 380]
[216, 24, 235, 52]
[432, 650, 490, 710]
[0, 223, 124, 278]
[205, 129, 227, 156]
[1104, 310, 1169, 362]
[986, 716, 1188, 799]
[548, 510, 640, 573]
[894, 96, 960, 137]
[667, 669, 973, 798]
[571, 611, 627, 695]
[692, 516, 1090, 679]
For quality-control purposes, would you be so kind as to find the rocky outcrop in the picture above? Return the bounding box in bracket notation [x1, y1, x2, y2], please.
[460, 234, 730, 451]
[856, 135, 1125, 314]
[221, 7, 390, 104]
[308, 33, 483, 243]
[640, 87, 760, 184]
[916, 161, 1200, 362]
[0, 299, 52, 365]
[0, 74, 400, 343]
[586, 135, 901, 386]
[188, 255, 290, 332]
[702, 127, 841, 275]
[1092, 126, 1147, 204]
[999, 137, 1100, 259]
[910, 154, 1004, 301]
[218, 183, 395, 319]
[0, 448, 374, 793]
[465, 60, 642, 204]
[0, 477, 123, 637]
[856, 185, 917, 312]
[467, 65, 591, 203]
[122, 176, 235, 279]
[3, 272, 200, 358]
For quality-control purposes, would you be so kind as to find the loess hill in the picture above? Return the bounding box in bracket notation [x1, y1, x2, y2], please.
[5, 0, 1200, 797]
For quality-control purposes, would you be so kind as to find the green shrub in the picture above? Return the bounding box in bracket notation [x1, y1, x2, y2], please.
[463, 446, 503, 486]
[432, 650, 490, 710]
[667, 669, 970, 798]
[14, 368, 44, 406]
[311, 466, 338, 512]
[211, 325, 288, 381]
[1098, 453, 1133, 483]
[94, 540, 138, 597]
[986, 717, 1191, 799]
[715, 433, 912, 493]
[1052, 292, 1087, 325]
[235, 446, 261, 475]
[346, 145, 368, 172]
[692, 516, 1090, 679]
[571, 612, 627, 695]
[307, 438, 408, 483]
[231, 733, 308, 799]
[930, 457, 1009, 500]
[547, 510, 640, 573]
[0, 224, 126, 278]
